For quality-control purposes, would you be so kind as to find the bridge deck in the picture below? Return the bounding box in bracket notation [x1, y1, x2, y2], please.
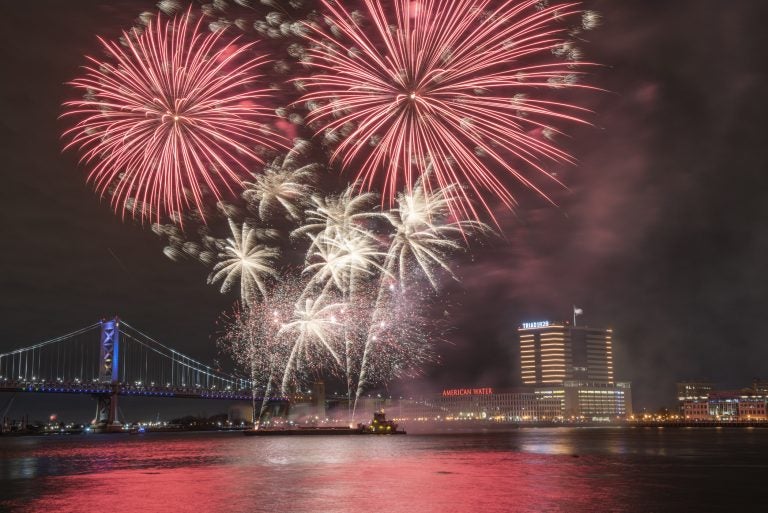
[0, 381, 287, 402]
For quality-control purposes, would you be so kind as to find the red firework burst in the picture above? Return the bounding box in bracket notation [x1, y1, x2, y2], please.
[62, 11, 285, 223]
[299, 0, 595, 222]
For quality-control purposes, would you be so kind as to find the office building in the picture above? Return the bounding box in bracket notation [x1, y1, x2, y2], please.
[535, 381, 633, 420]
[518, 321, 614, 385]
[676, 381, 713, 403]
[517, 320, 631, 419]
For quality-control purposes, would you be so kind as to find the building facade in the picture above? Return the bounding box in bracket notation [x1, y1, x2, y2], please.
[535, 381, 633, 420]
[518, 321, 614, 385]
[680, 387, 768, 421]
[517, 320, 629, 419]
[682, 399, 710, 420]
[676, 381, 713, 403]
[392, 383, 632, 422]
[393, 388, 564, 422]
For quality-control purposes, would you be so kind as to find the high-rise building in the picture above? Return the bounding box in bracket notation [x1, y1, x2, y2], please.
[518, 321, 614, 385]
[518, 320, 630, 419]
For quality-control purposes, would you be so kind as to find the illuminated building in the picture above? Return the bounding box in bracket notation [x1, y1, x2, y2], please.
[393, 388, 564, 422]
[533, 381, 633, 420]
[517, 320, 631, 419]
[678, 384, 768, 421]
[738, 398, 768, 420]
[518, 321, 614, 385]
[393, 385, 631, 422]
[682, 399, 710, 420]
[707, 392, 742, 419]
[753, 379, 768, 395]
[676, 381, 713, 403]
[706, 392, 768, 420]
[562, 380, 632, 419]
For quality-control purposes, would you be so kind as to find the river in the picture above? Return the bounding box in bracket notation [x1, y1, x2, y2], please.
[1, 427, 765, 512]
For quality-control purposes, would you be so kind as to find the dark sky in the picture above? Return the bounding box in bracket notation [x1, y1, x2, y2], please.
[1, 0, 767, 420]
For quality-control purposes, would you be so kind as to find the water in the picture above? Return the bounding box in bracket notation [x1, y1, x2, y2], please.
[1, 427, 765, 512]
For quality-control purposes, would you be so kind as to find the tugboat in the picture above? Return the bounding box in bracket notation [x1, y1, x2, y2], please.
[360, 411, 406, 435]
[244, 411, 406, 436]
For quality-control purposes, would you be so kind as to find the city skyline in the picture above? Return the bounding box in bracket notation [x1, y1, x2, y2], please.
[2, 0, 768, 416]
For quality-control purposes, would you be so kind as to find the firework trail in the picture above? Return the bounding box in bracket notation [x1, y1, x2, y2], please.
[278, 293, 345, 394]
[62, 10, 285, 223]
[304, 221, 388, 412]
[218, 290, 292, 422]
[352, 175, 488, 413]
[293, 183, 398, 410]
[298, 0, 596, 222]
[354, 290, 434, 386]
[208, 219, 281, 306]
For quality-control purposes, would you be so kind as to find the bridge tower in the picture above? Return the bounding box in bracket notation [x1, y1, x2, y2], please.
[93, 318, 122, 432]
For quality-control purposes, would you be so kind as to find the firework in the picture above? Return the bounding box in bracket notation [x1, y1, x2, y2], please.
[384, 171, 490, 289]
[298, 0, 595, 222]
[218, 282, 299, 420]
[167, 177, 466, 410]
[304, 229, 386, 294]
[208, 219, 280, 306]
[242, 139, 318, 221]
[292, 184, 384, 245]
[278, 293, 345, 394]
[62, 10, 284, 222]
[353, 289, 440, 404]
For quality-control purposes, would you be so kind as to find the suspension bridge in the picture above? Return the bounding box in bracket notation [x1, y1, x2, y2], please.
[0, 318, 286, 431]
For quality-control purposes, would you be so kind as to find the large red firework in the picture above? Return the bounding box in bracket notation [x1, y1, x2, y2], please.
[62, 11, 284, 223]
[299, 0, 594, 221]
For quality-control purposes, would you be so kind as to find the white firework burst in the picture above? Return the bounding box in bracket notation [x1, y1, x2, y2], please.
[279, 295, 344, 393]
[242, 140, 319, 221]
[292, 184, 384, 247]
[208, 219, 280, 306]
[385, 175, 489, 289]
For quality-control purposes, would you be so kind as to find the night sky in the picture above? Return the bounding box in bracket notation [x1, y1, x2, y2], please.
[1, 0, 767, 421]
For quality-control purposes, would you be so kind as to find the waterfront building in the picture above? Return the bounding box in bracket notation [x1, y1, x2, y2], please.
[676, 381, 713, 403]
[534, 381, 633, 420]
[678, 383, 768, 421]
[753, 379, 768, 395]
[517, 320, 629, 419]
[393, 387, 564, 422]
[518, 321, 614, 386]
[392, 383, 632, 423]
[707, 391, 741, 419]
[563, 380, 632, 419]
[682, 399, 710, 420]
[738, 397, 768, 420]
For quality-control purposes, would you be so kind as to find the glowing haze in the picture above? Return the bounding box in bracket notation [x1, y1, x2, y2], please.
[62, 11, 284, 223]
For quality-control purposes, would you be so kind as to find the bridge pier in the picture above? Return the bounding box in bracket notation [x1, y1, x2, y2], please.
[93, 386, 122, 433]
[92, 319, 122, 433]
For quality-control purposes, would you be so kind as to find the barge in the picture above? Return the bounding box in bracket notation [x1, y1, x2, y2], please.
[244, 411, 406, 436]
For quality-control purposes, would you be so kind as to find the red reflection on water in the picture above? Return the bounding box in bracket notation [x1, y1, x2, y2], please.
[30, 467, 236, 513]
[14, 437, 630, 513]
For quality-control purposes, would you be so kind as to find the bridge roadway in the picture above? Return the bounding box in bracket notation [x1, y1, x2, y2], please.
[0, 380, 282, 401]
